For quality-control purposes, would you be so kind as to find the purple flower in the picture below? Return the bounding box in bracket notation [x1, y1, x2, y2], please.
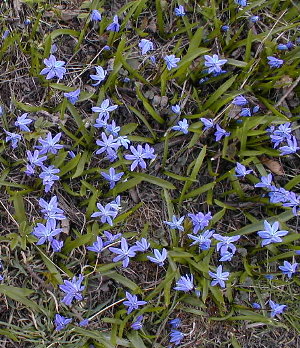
[134, 238, 150, 252]
[39, 165, 60, 192]
[106, 15, 120, 32]
[91, 202, 118, 226]
[214, 124, 231, 141]
[257, 220, 288, 247]
[235, 0, 247, 6]
[143, 143, 155, 159]
[90, 9, 102, 22]
[15, 113, 33, 132]
[164, 55, 181, 70]
[59, 274, 85, 306]
[209, 265, 230, 288]
[221, 25, 230, 32]
[188, 211, 212, 233]
[32, 219, 62, 245]
[232, 95, 248, 106]
[90, 66, 107, 86]
[106, 120, 121, 137]
[204, 54, 227, 74]
[147, 248, 168, 266]
[79, 319, 89, 327]
[54, 314, 72, 331]
[279, 136, 300, 155]
[64, 88, 80, 104]
[36, 132, 63, 155]
[26, 150, 47, 172]
[174, 5, 185, 16]
[131, 315, 143, 330]
[269, 300, 287, 317]
[235, 162, 253, 177]
[96, 132, 120, 156]
[252, 302, 261, 309]
[277, 44, 288, 50]
[171, 118, 189, 134]
[170, 329, 184, 345]
[138, 39, 154, 55]
[278, 261, 298, 278]
[123, 292, 147, 314]
[267, 56, 284, 68]
[188, 229, 214, 250]
[255, 174, 273, 189]
[87, 236, 104, 253]
[125, 145, 148, 171]
[169, 318, 181, 329]
[240, 108, 252, 117]
[3, 129, 21, 149]
[117, 135, 131, 149]
[164, 215, 185, 232]
[213, 234, 240, 260]
[171, 104, 181, 115]
[39, 196, 66, 221]
[250, 16, 260, 22]
[174, 274, 194, 292]
[200, 118, 214, 131]
[40, 55, 66, 80]
[92, 99, 118, 118]
[109, 237, 137, 267]
[51, 239, 64, 252]
[101, 167, 124, 189]
[103, 230, 122, 246]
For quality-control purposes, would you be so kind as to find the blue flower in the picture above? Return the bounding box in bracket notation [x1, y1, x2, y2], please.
[174, 274, 194, 292]
[138, 39, 154, 55]
[200, 118, 214, 131]
[204, 54, 227, 74]
[267, 56, 284, 68]
[59, 274, 85, 306]
[64, 88, 80, 104]
[106, 15, 120, 32]
[209, 265, 230, 288]
[169, 318, 181, 329]
[240, 107, 252, 117]
[257, 220, 288, 247]
[250, 16, 260, 22]
[214, 124, 230, 141]
[36, 132, 63, 155]
[131, 315, 143, 330]
[15, 113, 33, 132]
[40, 55, 66, 80]
[103, 230, 122, 246]
[278, 261, 298, 278]
[54, 314, 72, 331]
[134, 238, 150, 252]
[51, 239, 64, 252]
[106, 120, 121, 137]
[32, 219, 62, 245]
[221, 25, 230, 32]
[147, 248, 168, 266]
[90, 66, 107, 86]
[26, 150, 47, 173]
[174, 5, 185, 16]
[188, 229, 214, 250]
[279, 136, 300, 155]
[254, 174, 273, 189]
[125, 145, 148, 171]
[117, 135, 131, 149]
[232, 95, 248, 106]
[39, 165, 60, 192]
[91, 202, 118, 226]
[213, 234, 240, 261]
[90, 9, 102, 22]
[164, 215, 185, 231]
[96, 132, 120, 156]
[277, 44, 288, 50]
[143, 143, 156, 159]
[172, 118, 189, 134]
[109, 237, 137, 267]
[188, 211, 212, 233]
[164, 55, 181, 70]
[170, 329, 184, 345]
[79, 319, 89, 327]
[92, 99, 118, 118]
[171, 104, 181, 115]
[3, 129, 21, 149]
[87, 236, 104, 253]
[235, 162, 253, 177]
[101, 167, 124, 189]
[269, 300, 287, 318]
[123, 292, 147, 314]
[235, 0, 247, 6]
[252, 302, 261, 309]
[39, 196, 66, 221]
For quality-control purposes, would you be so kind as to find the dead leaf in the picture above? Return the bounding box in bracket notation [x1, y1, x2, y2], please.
[260, 156, 284, 175]
[61, 219, 70, 234]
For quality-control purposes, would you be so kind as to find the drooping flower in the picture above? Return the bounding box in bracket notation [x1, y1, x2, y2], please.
[232, 95, 248, 106]
[87, 236, 104, 253]
[147, 248, 168, 266]
[90, 9, 102, 22]
[174, 5, 185, 16]
[54, 314, 72, 331]
[170, 329, 185, 346]
[106, 15, 120, 32]
[235, 162, 253, 177]
[214, 124, 231, 141]
[90, 66, 107, 86]
[171, 119, 189, 134]
[267, 56, 284, 68]
[138, 39, 154, 55]
[131, 315, 143, 330]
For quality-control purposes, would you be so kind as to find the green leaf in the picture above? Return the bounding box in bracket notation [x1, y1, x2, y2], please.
[131, 172, 176, 189]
